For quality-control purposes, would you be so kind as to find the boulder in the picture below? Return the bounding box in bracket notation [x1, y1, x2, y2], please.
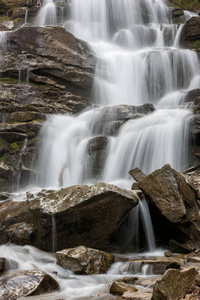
[0, 269, 59, 299]
[110, 278, 138, 296]
[0, 183, 138, 252]
[128, 168, 146, 182]
[138, 164, 200, 249]
[152, 267, 197, 300]
[56, 245, 115, 275]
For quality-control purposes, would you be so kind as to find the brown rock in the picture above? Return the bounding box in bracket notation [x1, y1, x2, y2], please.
[0, 269, 59, 299]
[180, 17, 200, 43]
[129, 168, 146, 182]
[139, 164, 200, 249]
[0, 183, 138, 252]
[56, 245, 115, 275]
[0, 257, 4, 272]
[110, 280, 138, 296]
[152, 267, 197, 300]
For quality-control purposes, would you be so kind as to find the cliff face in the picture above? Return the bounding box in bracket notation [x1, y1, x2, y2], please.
[0, 5, 96, 191]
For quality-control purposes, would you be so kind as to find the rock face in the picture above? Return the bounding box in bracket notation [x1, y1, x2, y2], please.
[0, 269, 59, 299]
[0, 183, 138, 252]
[56, 245, 115, 274]
[180, 17, 200, 50]
[152, 267, 197, 300]
[138, 164, 200, 249]
[0, 25, 96, 191]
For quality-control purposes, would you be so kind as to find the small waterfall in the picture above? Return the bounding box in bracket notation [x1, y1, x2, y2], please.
[18, 54, 30, 84]
[115, 197, 156, 252]
[139, 198, 156, 252]
[15, 138, 28, 189]
[37, 0, 57, 26]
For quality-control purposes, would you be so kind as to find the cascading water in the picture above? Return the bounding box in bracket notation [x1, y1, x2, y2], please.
[36, 0, 197, 190]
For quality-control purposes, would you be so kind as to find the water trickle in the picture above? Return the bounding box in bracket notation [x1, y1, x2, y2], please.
[15, 138, 28, 189]
[52, 214, 57, 252]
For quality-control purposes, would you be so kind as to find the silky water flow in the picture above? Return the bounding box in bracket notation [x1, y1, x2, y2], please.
[1, 0, 200, 299]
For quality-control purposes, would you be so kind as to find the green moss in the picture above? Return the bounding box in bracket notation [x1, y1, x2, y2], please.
[0, 154, 9, 162]
[168, 0, 200, 10]
[183, 40, 200, 50]
[10, 142, 19, 151]
[1, 77, 18, 84]
[13, 18, 22, 24]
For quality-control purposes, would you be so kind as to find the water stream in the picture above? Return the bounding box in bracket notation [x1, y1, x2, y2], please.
[36, 0, 198, 190]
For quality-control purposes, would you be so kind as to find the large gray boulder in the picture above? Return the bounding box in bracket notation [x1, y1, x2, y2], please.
[0, 183, 138, 252]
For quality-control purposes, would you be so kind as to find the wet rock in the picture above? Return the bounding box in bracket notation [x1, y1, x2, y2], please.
[152, 267, 197, 300]
[128, 256, 186, 275]
[180, 17, 200, 50]
[128, 168, 146, 182]
[185, 89, 200, 103]
[56, 245, 115, 275]
[122, 291, 152, 300]
[172, 9, 184, 18]
[0, 258, 4, 272]
[0, 269, 59, 299]
[110, 278, 138, 296]
[0, 183, 138, 252]
[138, 164, 200, 249]
[91, 104, 155, 136]
[87, 136, 109, 178]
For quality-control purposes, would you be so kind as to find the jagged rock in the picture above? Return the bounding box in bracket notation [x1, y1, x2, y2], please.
[110, 278, 138, 296]
[0, 183, 138, 252]
[56, 245, 115, 275]
[138, 164, 200, 249]
[128, 168, 146, 182]
[152, 267, 197, 300]
[0, 269, 59, 299]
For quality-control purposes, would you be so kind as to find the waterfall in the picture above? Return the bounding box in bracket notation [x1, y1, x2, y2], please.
[115, 196, 155, 252]
[36, 0, 198, 190]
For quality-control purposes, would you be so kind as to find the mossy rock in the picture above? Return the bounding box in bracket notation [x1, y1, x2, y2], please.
[10, 142, 19, 151]
[168, 0, 200, 10]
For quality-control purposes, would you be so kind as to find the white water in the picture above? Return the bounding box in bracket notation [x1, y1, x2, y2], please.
[1, 1, 199, 298]
[0, 244, 162, 300]
[35, 0, 199, 191]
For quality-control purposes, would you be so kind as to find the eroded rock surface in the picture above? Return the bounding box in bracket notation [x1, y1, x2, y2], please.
[152, 267, 197, 300]
[0, 183, 138, 252]
[56, 245, 115, 274]
[0, 269, 59, 299]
